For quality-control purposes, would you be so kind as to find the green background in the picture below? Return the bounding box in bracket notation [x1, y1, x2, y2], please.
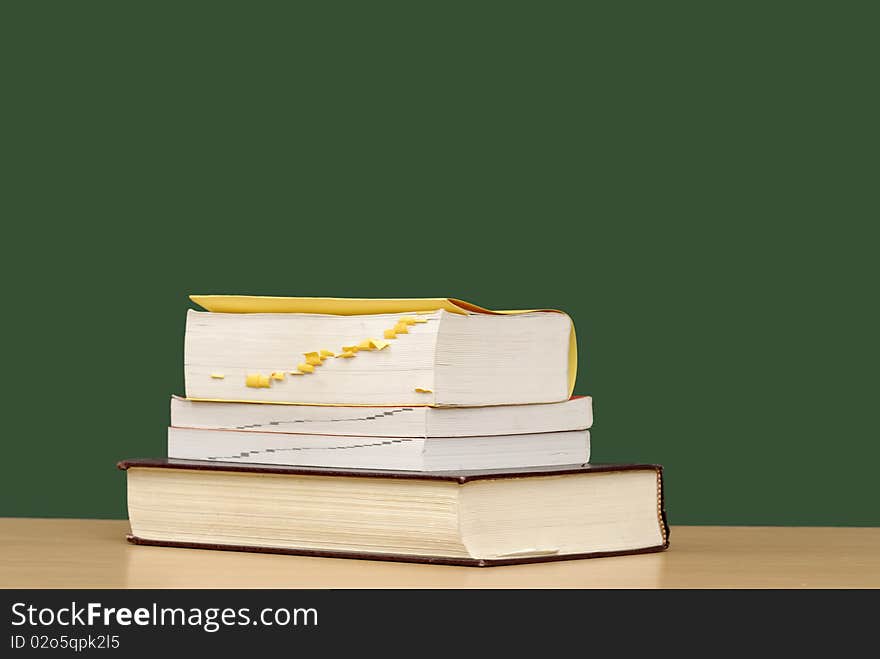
[2, 2, 876, 525]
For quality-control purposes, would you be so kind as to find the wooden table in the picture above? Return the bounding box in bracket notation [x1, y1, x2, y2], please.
[1, 519, 878, 588]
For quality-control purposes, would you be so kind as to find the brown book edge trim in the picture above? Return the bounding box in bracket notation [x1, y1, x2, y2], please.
[117, 458, 661, 483]
[657, 465, 670, 548]
[126, 535, 668, 568]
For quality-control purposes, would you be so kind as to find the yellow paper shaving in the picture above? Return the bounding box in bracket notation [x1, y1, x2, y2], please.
[246, 373, 272, 388]
[210, 373, 225, 379]
[411, 317, 428, 323]
[237, 315, 430, 389]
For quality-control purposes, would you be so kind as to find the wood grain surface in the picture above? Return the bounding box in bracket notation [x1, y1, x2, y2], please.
[1, 518, 878, 588]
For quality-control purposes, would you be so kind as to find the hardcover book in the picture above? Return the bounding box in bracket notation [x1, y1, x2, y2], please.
[120, 459, 668, 567]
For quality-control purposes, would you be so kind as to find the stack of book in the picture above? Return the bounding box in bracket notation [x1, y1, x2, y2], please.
[120, 296, 668, 566]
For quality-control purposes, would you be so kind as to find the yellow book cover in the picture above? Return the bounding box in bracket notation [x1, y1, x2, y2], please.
[186, 295, 577, 406]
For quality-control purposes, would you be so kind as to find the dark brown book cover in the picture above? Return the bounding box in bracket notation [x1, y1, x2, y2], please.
[119, 458, 670, 567]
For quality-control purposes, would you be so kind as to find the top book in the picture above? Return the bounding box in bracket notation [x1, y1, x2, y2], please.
[184, 296, 577, 407]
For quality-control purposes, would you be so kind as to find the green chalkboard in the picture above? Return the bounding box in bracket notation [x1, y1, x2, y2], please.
[2, 2, 877, 525]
